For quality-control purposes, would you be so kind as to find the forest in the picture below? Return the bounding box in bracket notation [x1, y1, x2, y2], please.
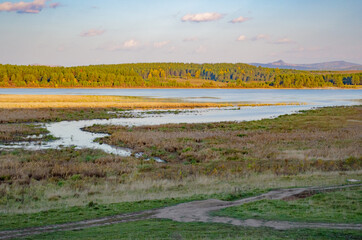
[0, 63, 361, 88]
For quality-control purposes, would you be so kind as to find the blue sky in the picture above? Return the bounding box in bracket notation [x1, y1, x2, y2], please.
[0, 0, 361, 66]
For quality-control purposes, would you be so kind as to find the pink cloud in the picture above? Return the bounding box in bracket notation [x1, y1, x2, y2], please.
[57, 45, 65, 52]
[49, 2, 60, 8]
[237, 35, 247, 41]
[80, 29, 105, 37]
[271, 38, 295, 44]
[231, 16, 251, 23]
[182, 12, 223, 22]
[153, 41, 169, 48]
[0, 0, 59, 14]
[252, 34, 270, 41]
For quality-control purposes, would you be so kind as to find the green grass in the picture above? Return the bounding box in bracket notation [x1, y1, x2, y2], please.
[0, 189, 265, 231]
[21, 219, 362, 240]
[214, 187, 362, 224]
[0, 198, 187, 231]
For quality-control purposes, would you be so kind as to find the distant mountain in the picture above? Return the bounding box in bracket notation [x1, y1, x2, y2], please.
[250, 60, 362, 71]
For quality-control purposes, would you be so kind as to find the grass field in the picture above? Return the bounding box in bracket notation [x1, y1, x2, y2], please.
[0, 105, 361, 238]
[0, 94, 232, 109]
[86, 106, 362, 173]
[214, 187, 362, 224]
[20, 220, 362, 240]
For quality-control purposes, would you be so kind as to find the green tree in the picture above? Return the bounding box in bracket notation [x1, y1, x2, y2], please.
[1, 74, 9, 86]
[335, 76, 344, 87]
[352, 75, 360, 85]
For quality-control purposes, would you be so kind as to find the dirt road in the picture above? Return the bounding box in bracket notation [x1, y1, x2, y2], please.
[1, 184, 361, 239]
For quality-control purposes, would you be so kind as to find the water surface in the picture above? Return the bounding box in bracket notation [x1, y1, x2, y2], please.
[0, 89, 360, 156]
[1, 88, 361, 105]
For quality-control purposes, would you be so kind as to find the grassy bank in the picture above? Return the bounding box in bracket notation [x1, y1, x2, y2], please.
[0, 94, 232, 109]
[0, 106, 361, 213]
[0, 108, 132, 123]
[213, 187, 362, 224]
[0, 105, 361, 238]
[0, 123, 50, 142]
[86, 106, 362, 175]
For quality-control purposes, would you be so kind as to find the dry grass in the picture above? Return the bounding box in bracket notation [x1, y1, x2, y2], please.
[0, 106, 361, 213]
[1, 166, 361, 214]
[0, 149, 133, 183]
[237, 102, 306, 107]
[87, 106, 362, 176]
[0, 95, 231, 109]
[0, 123, 48, 142]
[0, 94, 306, 109]
[0, 108, 131, 123]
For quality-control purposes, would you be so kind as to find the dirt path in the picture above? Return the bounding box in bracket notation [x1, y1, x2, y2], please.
[154, 185, 362, 230]
[0, 184, 361, 239]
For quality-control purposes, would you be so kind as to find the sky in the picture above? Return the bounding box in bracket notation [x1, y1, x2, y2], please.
[0, 0, 361, 66]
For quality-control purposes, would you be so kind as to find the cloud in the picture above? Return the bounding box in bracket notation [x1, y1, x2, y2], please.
[237, 35, 247, 41]
[153, 41, 169, 48]
[49, 2, 60, 8]
[271, 38, 295, 44]
[181, 12, 223, 22]
[57, 45, 65, 52]
[195, 45, 207, 53]
[183, 37, 199, 42]
[80, 29, 105, 37]
[98, 39, 141, 51]
[123, 39, 139, 49]
[251, 34, 270, 41]
[231, 16, 251, 23]
[0, 0, 59, 14]
[168, 46, 177, 52]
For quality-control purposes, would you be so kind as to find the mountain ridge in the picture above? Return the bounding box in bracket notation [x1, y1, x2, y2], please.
[250, 60, 362, 71]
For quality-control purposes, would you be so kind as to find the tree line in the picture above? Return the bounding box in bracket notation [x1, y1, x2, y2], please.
[0, 63, 360, 88]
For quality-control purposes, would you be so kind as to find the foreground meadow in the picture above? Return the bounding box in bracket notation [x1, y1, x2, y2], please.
[0, 104, 361, 239]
